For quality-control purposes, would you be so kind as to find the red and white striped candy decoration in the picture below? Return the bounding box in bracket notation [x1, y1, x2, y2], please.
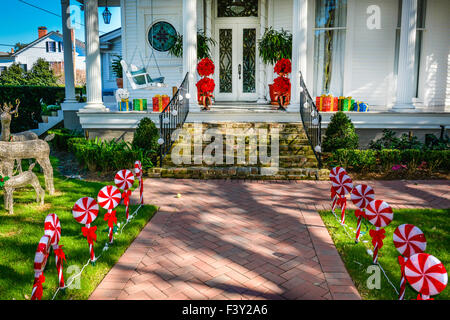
[405, 253, 448, 297]
[134, 160, 143, 179]
[331, 187, 338, 213]
[394, 224, 427, 258]
[135, 160, 144, 205]
[34, 235, 51, 274]
[329, 166, 346, 180]
[97, 185, 121, 210]
[32, 235, 51, 300]
[351, 184, 375, 209]
[365, 200, 394, 228]
[331, 173, 353, 196]
[44, 213, 61, 246]
[114, 169, 135, 190]
[72, 197, 99, 225]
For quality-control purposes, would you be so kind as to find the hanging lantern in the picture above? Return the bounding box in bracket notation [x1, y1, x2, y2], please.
[102, 1, 112, 25]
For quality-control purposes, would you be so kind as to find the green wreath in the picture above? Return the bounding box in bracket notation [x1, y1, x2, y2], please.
[0, 176, 10, 188]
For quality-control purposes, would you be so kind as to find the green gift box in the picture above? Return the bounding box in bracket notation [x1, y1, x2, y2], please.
[338, 97, 354, 111]
[133, 99, 148, 111]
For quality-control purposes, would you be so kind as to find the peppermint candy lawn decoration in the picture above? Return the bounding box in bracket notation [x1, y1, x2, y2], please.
[366, 200, 394, 264]
[330, 187, 338, 214]
[44, 213, 61, 246]
[73, 197, 99, 263]
[114, 169, 135, 191]
[44, 213, 66, 289]
[98, 186, 121, 210]
[32, 235, 51, 300]
[331, 173, 353, 224]
[351, 184, 375, 243]
[115, 169, 135, 220]
[394, 224, 427, 258]
[72, 197, 99, 225]
[98, 186, 121, 244]
[329, 166, 346, 180]
[134, 160, 144, 205]
[405, 253, 448, 300]
[394, 224, 427, 300]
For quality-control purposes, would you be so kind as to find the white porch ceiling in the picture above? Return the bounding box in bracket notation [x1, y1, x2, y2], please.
[76, 0, 121, 7]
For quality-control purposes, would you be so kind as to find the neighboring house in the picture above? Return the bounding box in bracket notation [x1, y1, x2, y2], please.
[0, 26, 86, 85]
[100, 27, 122, 94]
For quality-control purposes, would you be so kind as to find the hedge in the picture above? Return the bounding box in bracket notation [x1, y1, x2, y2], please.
[68, 137, 153, 173]
[0, 85, 84, 133]
[48, 128, 84, 152]
[327, 149, 450, 172]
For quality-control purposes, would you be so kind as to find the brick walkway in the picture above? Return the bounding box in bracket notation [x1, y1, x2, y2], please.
[90, 179, 450, 300]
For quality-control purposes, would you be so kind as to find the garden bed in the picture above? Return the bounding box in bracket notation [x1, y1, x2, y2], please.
[0, 157, 158, 300]
[319, 208, 450, 300]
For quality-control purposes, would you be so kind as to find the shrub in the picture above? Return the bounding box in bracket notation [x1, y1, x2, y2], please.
[323, 111, 359, 152]
[48, 128, 83, 151]
[0, 85, 83, 132]
[326, 149, 449, 173]
[369, 129, 449, 151]
[132, 118, 159, 165]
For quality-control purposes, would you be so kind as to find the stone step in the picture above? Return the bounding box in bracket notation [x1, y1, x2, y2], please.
[147, 167, 329, 180]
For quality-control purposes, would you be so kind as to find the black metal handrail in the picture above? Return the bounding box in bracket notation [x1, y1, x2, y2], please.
[299, 72, 322, 168]
[158, 73, 190, 166]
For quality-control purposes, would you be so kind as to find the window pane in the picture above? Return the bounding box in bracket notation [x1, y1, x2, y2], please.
[218, 0, 258, 18]
[243, 28, 256, 93]
[315, 0, 347, 28]
[219, 29, 232, 93]
[313, 0, 347, 96]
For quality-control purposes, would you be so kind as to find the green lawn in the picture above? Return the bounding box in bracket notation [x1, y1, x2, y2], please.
[0, 157, 158, 300]
[319, 208, 450, 300]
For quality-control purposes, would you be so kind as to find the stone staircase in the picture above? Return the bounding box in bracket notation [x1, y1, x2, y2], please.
[148, 122, 328, 180]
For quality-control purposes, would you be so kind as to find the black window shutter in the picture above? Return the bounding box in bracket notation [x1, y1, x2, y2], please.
[46, 42, 49, 52]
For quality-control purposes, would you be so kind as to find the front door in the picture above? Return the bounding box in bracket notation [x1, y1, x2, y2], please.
[214, 24, 258, 101]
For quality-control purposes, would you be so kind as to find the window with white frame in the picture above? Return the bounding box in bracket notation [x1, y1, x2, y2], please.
[313, 0, 347, 97]
[46, 41, 57, 52]
[394, 0, 426, 98]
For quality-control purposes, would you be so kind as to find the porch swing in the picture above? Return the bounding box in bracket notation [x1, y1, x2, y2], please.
[121, 0, 167, 90]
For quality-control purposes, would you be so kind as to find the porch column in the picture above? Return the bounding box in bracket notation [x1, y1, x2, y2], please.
[291, 0, 308, 107]
[266, 0, 273, 100]
[81, 0, 107, 111]
[60, 0, 76, 103]
[183, 0, 199, 111]
[257, 0, 267, 104]
[205, 0, 212, 38]
[394, 0, 417, 109]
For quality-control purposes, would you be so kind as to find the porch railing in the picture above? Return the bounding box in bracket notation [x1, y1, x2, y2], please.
[299, 72, 322, 168]
[158, 73, 190, 166]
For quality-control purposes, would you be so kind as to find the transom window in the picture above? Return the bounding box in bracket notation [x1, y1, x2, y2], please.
[217, 0, 258, 18]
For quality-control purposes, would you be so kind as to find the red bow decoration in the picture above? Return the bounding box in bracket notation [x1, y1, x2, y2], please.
[398, 256, 407, 273]
[54, 245, 66, 263]
[122, 190, 132, 206]
[81, 226, 97, 245]
[369, 229, 386, 249]
[355, 209, 365, 218]
[337, 196, 346, 208]
[104, 210, 117, 228]
[32, 274, 45, 300]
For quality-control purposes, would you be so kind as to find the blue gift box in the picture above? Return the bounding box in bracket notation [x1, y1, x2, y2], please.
[118, 100, 133, 111]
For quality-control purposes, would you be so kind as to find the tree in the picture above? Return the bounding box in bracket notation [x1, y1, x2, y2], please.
[14, 42, 28, 52]
[27, 58, 57, 86]
[323, 111, 359, 152]
[0, 63, 27, 85]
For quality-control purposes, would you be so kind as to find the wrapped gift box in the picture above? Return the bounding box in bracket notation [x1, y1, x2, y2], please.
[133, 99, 148, 111]
[339, 97, 355, 111]
[353, 101, 369, 112]
[152, 95, 161, 112]
[161, 95, 170, 112]
[118, 99, 132, 111]
[316, 95, 338, 112]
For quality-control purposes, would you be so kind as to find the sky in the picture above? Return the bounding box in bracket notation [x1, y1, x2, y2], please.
[0, 0, 121, 52]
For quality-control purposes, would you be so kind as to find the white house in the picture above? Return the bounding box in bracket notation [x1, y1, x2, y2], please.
[0, 26, 86, 84]
[60, 0, 449, 142]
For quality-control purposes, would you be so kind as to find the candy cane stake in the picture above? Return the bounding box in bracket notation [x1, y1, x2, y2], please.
[140, 178, 144, 205]
[54, 244, 65, 289]
[107, 210, 114, 244]
[355, 213, 362, 243]
[373, 226, 380, 264]
[340, 196, 346, 225]
[398, 256, 408, 300]
[87, 223, 96, 263]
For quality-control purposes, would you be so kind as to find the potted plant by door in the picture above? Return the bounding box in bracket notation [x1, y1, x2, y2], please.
[111, 55, 123, 88]
[273, 58, 292, 110]
[258, 27, 292, 105]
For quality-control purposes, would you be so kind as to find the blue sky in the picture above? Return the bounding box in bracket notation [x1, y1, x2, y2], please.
[0, 0, 121, 52]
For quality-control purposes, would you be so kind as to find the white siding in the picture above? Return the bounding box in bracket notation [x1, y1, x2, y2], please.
[272, 0, 293, 32]
[122, 0, 205, 99]
[419, 0, 450, 106]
